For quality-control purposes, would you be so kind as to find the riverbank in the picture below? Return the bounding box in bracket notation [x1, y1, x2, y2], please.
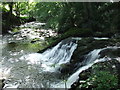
[2, 10, 36, 34]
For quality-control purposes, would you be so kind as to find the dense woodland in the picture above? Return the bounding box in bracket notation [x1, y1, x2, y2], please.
[1, 2, 120, 89]
[1, 2, 120, 36]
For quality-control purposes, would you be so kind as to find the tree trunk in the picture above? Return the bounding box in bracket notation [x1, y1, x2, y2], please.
[9, 2, 14, 15]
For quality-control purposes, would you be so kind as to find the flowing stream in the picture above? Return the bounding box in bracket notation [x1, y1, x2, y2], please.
[1, 35, 79, 88]
[1, 21, 119, 89]
[52, 46, 120, 88]
[0, 22, 79, 88]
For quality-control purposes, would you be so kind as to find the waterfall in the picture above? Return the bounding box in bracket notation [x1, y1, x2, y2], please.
[66, 49, 103, 88]
[42, 38, 78, 64]
[65, 46, 120, 88]
[2, 33, 119, 88]
[21, 37, 78, 72]
[52, 49, 104, 88]
[3, 37, 80, 88]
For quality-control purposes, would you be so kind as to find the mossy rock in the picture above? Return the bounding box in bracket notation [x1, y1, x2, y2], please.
[59, 63, 75, 74]
[100, 48, 120, 58]
[61, 28, 93, 39]
[79, 69, 91, 80]
[71, 59, 120, 90]
[71, 38, 111, 63]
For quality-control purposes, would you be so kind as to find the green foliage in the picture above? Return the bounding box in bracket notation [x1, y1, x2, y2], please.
[14, 2, 36, 17]
[79, 66, 118, 90]
[2, 2, 120, 36]
[1, 2, 36, 17]
[60, 28, 93, 39]
[34, 2, 120, 36]
[35, 2, 64, 30]
[92, 71, 118, 90]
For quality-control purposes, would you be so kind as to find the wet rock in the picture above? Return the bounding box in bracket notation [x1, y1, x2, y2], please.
[71, 38, 109, 64]
[12, 31, 20, 35]
[8, 42, 17, 46]
[59, 63, 73, 74]
[72, 37, 120, 64]
[100, 48, 120, 58]
[70, 59, 120, 89]
[26, 31, 30, 33]
[79, 69, 91, 80]
[31, 38, 40, 43]
[38, 37, 120, 76]
[0, 79, 5, 89]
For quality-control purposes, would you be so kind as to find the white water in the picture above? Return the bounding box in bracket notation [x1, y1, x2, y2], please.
[1, 34, 120, 89]
[66, 49, 103, 88]
[94, 37, 109, 40]
[53, 46, 120, 88]
[116, 57, 120, 62]
[1, 23, 119, 89]
[52, 49, 103, 88]
[21, 37, 78, 72]
[1, 37, 78, 88]
[2, 36, 119, 88]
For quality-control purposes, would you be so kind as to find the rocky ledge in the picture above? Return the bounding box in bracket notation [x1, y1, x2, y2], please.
[70, 48, 120, 90]
[60, 37, 120, 74]
[70, 59, 120, 90]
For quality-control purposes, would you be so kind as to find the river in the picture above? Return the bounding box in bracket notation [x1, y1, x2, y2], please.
[1, 21, 120, 89]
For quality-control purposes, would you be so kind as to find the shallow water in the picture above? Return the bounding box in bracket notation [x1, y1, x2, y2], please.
[1, 21, 80, 89]
[1, 21, 119, 89]
[1, 36, 78, 88]
[0, 22, 61, 88]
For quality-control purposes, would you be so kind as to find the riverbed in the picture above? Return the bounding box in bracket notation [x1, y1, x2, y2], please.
[0, 21, 63, 88]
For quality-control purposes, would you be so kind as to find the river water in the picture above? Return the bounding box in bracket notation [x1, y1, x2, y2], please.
[0, 36, 79, 88]
[1, 21, 120, 89]
[1, 22, 79, 88]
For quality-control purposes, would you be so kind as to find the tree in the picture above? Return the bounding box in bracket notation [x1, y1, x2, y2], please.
[8, 2, 14, 14]
[34, 2, 120, 36]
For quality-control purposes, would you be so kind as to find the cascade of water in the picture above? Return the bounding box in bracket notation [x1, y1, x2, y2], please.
[52, 49, 104, 88]
[66, 49, 103, 88]
[21, 38, 78, 72]
[42, 38, 78, 64]
[65, 46, 120, 88]
[2, 33, 120, 88]
[82, 49, 102, 65]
